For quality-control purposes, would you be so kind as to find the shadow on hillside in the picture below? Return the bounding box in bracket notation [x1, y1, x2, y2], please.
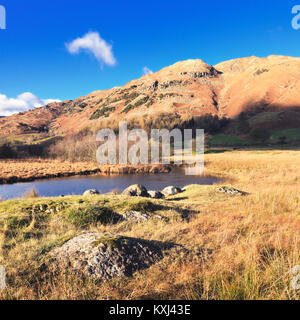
[242, 100, 300, 115]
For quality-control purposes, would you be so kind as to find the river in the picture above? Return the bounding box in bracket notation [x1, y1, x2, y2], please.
[0, 168, 220, 200]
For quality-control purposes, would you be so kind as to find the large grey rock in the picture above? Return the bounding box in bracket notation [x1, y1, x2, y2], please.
[122, 184, 149, 197]
[50, 231, 164, 281]
[161, 186, 182, 196]
[148, 190, 165, 199]
[83, 189, 100, 196]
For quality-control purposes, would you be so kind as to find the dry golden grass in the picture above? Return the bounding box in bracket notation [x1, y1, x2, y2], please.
[0, 159, 171, 184]
[0, 159, 101, 183]
[0, 150, 299, 300]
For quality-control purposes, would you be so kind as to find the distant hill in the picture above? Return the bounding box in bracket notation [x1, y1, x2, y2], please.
[1, 55, 300, 138]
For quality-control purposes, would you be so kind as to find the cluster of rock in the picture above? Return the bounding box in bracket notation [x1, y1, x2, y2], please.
[47, 185, 188, 280]
[121, 184, 183, 198]
[216, 186, 248, 196]
[50, 231, 165, 281]
[83, 184, 184, 199]
[44, 183, 251, 283]
[83, 185, 249, 199]
[23, 201, 72, 214]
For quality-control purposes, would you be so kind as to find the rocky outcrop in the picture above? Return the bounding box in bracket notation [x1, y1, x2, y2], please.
[216, 186, 248, 196]
[50, 231, 165, 281]
[122, 184, 183, 198]
[121, 211, 169, 223]
[122, 211, 151, 223]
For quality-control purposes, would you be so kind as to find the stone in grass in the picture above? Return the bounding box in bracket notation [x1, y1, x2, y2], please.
[122, 184, 149, 197]
[148, 190, 165, 199]
[161, 186, 182, 196]
[216, 186, 248, 196]
[83, 189, 100, 196]
[121, 211, 169, 224]
[122, 210, 150, 223]
[50, 231, 164, 281]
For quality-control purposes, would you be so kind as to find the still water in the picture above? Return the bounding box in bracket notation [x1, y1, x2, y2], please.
[0, 168, 220, 200]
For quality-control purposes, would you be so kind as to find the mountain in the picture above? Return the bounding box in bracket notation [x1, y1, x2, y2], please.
[1, 55, 300, 138]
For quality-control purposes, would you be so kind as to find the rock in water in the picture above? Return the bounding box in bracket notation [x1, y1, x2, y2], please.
[161, 186, 182, 196]
[148, 190, 165, 199]
[83, 189, 100, 196]
[122, 184, 149, 197]
[50, 231, 164, 280]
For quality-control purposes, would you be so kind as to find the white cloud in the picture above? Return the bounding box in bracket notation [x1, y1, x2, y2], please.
[66, 31, 116, 67]
[0, 92, 61, 116]
[143, 66, 153, 75]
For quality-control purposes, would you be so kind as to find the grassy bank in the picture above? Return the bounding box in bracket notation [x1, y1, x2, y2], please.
[0, 150, 299, 300]
[0, 159, 171, 184]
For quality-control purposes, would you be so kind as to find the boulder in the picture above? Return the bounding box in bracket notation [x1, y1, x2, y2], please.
[83, 189, 100, 196]
[161, 186, 182, 196]
[50, 231, 164, 281]
[148, 190, 165, 199]
[122, 184, 149, 197]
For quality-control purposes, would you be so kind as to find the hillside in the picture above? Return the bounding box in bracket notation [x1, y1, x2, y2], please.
[1, 55, 300, 138]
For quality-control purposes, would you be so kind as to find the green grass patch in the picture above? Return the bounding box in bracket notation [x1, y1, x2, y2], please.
[210, 135, 250, 147]
[65, 205, 118, 228]
[270, 128, 300, 143]
[205, 149, 231, 154]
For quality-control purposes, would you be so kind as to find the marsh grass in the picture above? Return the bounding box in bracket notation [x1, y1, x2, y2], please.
[0, 150, 299, 300]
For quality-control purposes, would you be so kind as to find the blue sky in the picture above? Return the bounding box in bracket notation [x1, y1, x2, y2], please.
[0, 0, 300, 115]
